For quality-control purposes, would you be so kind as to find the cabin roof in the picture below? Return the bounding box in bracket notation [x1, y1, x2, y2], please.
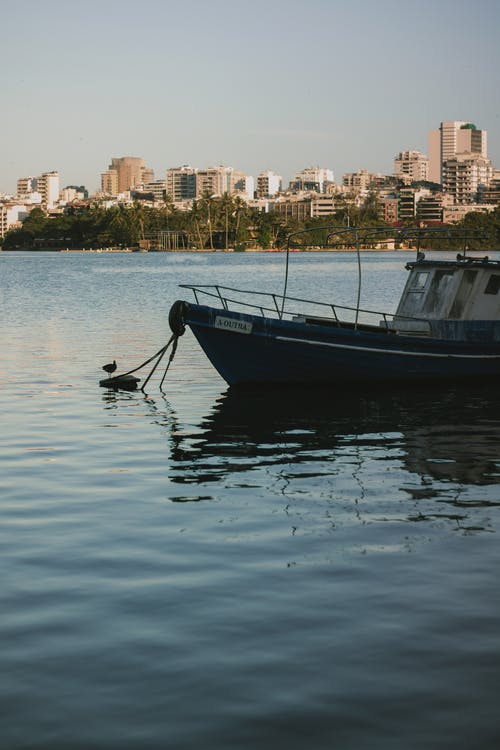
[406, 257, 500, 272]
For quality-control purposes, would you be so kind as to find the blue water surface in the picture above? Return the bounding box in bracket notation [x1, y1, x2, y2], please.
[1, 250, 500, 749]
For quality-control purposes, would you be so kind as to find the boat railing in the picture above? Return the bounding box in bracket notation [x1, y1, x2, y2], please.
[179, 283, 429, 332]
[281, 225, 494, 328]
[286, 225, 491, 256]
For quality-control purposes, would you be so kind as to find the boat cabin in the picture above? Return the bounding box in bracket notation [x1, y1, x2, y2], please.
[390, 256, 500, 340]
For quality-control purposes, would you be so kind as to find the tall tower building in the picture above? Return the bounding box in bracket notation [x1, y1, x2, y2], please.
[166, 166, 197, 202]
[428, 121, 487, 184]
[442, 153, 492, 204]
[102, 157, 154, 194]
[37, 171, 59, 208]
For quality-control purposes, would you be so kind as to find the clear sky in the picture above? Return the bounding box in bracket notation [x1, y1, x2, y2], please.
[2, 0, 499, 194]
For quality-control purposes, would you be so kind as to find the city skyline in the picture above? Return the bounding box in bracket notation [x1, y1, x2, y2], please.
[2, 0, 500, 194]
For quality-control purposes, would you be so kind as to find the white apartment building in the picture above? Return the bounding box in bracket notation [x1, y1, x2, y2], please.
[256, 170, 282, 198]
[195, 166, 252, 199]
[290, 166, 334, 193]
[195, 166, 224, 197]
[233, 174, 254, 200]
[17, 176, 37, 196]
[428, 121, 487, 183]
[442, 153, 493, 204]
[0, 203, 28, 238]
[342, 170, 373, 194]
[165, 165, 254, 203]
[59, 187, 87, 203]
[166, 166, 197, 202]
[37, 171, 59, 208]
[195, 166, 233, 197]
[394, 150, 429, 182]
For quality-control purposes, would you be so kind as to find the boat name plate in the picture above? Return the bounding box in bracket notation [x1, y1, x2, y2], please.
[214, 316, 253, 334]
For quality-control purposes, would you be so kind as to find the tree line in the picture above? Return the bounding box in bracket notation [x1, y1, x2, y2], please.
[2, 192, 500, 251]
[2, 193, 288, 251]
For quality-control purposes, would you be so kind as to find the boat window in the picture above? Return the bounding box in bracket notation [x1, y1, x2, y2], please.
[412, 272, 429, 289]
[422, 270, 454, 314]
[484, 275, 500, 295]
[449, 270, 477, 318]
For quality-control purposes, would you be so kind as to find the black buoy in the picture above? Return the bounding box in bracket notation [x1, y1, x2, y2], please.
[102, 360, 117, 377]
[99, 373, 140, 390]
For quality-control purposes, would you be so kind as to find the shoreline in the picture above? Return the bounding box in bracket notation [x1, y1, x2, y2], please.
[2, 246, 418, 254]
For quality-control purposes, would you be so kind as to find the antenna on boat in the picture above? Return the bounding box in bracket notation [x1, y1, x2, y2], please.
[354, 229, 362, 330]
[281, 234, 292, 319]
[284, 225, 364, 329]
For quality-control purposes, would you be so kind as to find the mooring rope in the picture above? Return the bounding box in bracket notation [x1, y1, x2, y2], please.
[159, 336, 180, 391]
[116, 340, 173, 379]
[140, 336, 176, 392]
[102, 300, 188, 391]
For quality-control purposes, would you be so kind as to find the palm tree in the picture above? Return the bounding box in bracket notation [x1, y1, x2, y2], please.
[198, 191, 216, 250]
[232, 196, 250, 250]
[219, 192, 234, 250]
[161, 193, 176, 230]
[189, 199, 206, 250]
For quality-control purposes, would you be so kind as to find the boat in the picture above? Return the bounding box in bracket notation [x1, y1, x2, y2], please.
[168, 226, 500, 386]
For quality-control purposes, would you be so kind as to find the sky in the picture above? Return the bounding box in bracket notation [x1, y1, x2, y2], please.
[2, 0, 500, 194]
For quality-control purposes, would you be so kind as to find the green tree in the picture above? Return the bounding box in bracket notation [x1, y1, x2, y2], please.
[22, 207, 48, 235]
[2, 228, 35, 250]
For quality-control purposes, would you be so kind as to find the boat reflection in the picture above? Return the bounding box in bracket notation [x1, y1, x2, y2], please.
[167, 384, 500, 494]
[102, 382, 500, 532]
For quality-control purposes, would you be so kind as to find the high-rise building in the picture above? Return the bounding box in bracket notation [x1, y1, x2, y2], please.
[101, 157, 154, 195]
[442, 153, 493, 204]
[394, 151, 429, 183]
[17, 176, 37, 196]
[166, 166, 197, 202]
[256, 170, 282, 198]
[342, 170, 373, 194]
[398, 187, 431, 222]
[196, 165, 230, 197]
[101, 170, 119, 196]
[37, 171, 59, 208]
[428, 121, 487, 184]
[166, 165, 253, 202]
[195, 166, 251, 198]
[289, 166, 334, 193]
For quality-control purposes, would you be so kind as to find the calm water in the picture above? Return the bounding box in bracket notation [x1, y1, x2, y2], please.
[2, 250, 500, 749]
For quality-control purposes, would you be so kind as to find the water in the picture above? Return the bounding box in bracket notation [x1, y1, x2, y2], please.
[2, 250, 500, 749]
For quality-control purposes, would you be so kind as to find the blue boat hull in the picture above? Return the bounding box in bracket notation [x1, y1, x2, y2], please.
[182, 302, 500, 386]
